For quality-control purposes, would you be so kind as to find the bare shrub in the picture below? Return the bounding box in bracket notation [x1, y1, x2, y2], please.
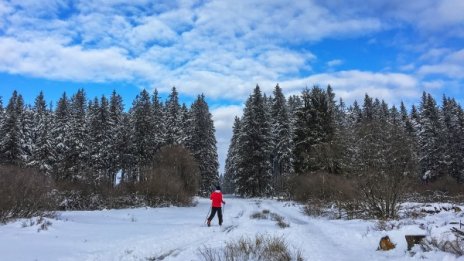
[198, 234, 303, 261]
[140, 145, 200, 206]
[422, 237, 464, 256]
[409, 176, 464, 202]
[0, 165, 55, 223]
[290, 173, 361, 218]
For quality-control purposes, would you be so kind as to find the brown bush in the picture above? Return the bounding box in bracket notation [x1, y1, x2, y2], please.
[140, 145, 200, 206]
[0, 165, 55, 223]
[198, 234, 303, 261]
[409, 176, 464, 202]
[290, 172, 361, 218]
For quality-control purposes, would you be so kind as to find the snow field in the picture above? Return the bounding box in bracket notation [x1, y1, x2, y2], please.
[0, 197, 463, 260]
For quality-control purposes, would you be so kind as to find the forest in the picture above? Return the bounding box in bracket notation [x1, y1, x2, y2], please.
[224, 85, 464, 218]
[0, 85, 463, 222]
[0, 88, 218, 221]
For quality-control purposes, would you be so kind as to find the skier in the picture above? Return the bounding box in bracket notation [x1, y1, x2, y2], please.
[207, 185, 225, 227]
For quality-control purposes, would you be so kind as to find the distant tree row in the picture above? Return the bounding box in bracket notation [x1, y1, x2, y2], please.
[224, 85, 464, 197]
[0, 88, 218, 196]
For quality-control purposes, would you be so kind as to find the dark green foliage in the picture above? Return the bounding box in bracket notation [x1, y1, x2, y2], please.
[0, 91, 25, 165]
[293, 86, 337, 174]
[186, 94, 219, 196]
[235, 85, 272, 197]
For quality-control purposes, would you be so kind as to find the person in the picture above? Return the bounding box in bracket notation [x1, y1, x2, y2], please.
[207, 185, 225, 227]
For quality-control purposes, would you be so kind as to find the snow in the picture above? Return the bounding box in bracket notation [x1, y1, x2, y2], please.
[1, 197, 463, 261]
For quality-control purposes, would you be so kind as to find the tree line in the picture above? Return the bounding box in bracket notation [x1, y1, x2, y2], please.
[0, 88, 218, 196]
[224, 85, 464, 198]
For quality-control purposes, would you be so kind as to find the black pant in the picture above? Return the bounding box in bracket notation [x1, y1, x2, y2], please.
[208, 207, 223, 225]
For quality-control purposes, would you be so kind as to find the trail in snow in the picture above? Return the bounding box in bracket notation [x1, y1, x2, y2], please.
[0, 197, 462, 261]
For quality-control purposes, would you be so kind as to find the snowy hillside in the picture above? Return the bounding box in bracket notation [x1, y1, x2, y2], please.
[1, 197, 463, 261]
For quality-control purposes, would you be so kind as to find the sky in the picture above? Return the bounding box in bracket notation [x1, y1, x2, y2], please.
[0, 0, 463, 173]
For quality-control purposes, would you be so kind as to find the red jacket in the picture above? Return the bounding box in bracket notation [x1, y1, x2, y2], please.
[210, 190, 224, 207]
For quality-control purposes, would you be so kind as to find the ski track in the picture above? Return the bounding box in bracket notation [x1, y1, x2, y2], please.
[1, 197, 458, 261]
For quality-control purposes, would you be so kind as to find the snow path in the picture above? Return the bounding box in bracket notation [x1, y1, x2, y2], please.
[0, 197, 462, 260]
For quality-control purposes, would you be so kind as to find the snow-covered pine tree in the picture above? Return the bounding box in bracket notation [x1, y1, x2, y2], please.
[50, 92, 72, 181]
[69, 89, 90, 182]
[0, 96, 3, 120]
[270, 84, 293, 194]
[20, 104, 34, 165]
[441, 96, 464, 182]
[129, 89, 156, 181]
[235, 85, 272, 197]
[417, 92, 446, 182]
[186, 94, 219, 196]
[165, 87, 182, 145]
[87, 96, 112, 185]
[224, 116, 241, 194]
[28, 92, 53, 174]
[293, 86, 337, 174]
[400, 101, 415, 137]
[151, 89, 166, 150]
[0, 91, 24, 165]
[109, 91, 126, 184]
[178, 103, 190, 145]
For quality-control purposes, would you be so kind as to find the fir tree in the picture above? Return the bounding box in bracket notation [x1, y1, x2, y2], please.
[28, 92, 53, 173]
[69, 89, 90, 181]
[109, 91, 126, 184]
[187, 94, 219, 195]
[152, 89, 166, 149]
[417, 92, 446, 182]
[270, 84, 293, 194]
[224, 117, 241, 194]
[235, 85, 272, 197]
[50, 93, 72, 181]
[165, 87, 182, 145]
[129, 89, 156, 180]
[87, 96, 112, 185]
[293, 86, 337, 174]
[441, 96, 464, 182]
[0, 91, 24, 165]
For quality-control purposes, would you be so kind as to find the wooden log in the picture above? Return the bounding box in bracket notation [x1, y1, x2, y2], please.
[405, 235, 426, 251]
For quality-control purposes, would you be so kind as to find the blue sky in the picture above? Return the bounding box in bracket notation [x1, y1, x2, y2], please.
[0, 0, 463, 172]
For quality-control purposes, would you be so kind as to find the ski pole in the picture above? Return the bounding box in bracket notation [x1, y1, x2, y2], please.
[205, 207, 211, 224]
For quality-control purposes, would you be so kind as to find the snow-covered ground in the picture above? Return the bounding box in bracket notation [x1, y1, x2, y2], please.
[1, 196, 463, 261]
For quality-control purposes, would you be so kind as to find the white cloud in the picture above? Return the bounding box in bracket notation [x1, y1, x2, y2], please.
[327, 59, 343, 67]
[0, 37, 161, 82]
[418, 49, 464, 79]
[278, 70, 420, 104]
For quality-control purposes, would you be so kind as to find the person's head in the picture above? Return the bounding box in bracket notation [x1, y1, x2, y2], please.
[216, 185, 221, 191]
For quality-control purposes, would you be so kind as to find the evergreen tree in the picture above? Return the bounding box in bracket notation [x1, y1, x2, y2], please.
[224, 117, 241, 194]
[270, 84, 293, 194]
[165, 87, 182, 145]
[69, 89, 90, 181]
[293, 86, 337, 174]
[152, 89, 166, 149]
[441, 96, 464, 182]
[129, 89, 156, 180]
[178, 103, 190, 145]
[187, 94, 219, 195]
[50, 93, 72, 181]
[87, 96, 112, 185]
[20, 104, 34, 165]
[235, 85, 272, 197]
[0, 91, 24, 165]
[28, 92, 53, 173]
[109, 90, 126, 184]
[417, 92, 446, 182]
